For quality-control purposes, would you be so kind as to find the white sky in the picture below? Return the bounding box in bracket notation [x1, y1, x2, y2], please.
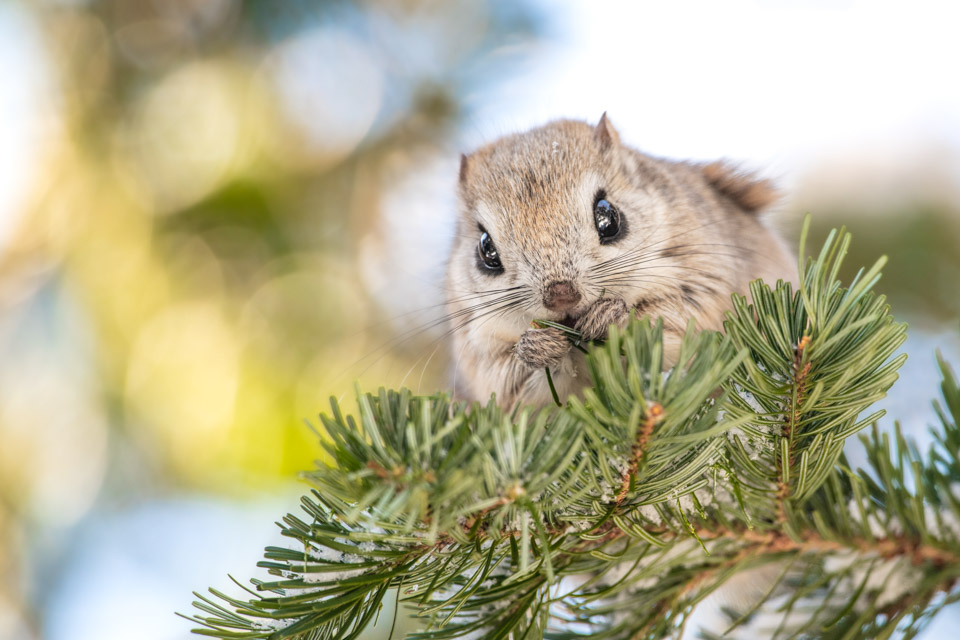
[467, 0, 960, 188]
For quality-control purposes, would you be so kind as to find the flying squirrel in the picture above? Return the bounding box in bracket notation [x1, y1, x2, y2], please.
[445, 115, 797, 410]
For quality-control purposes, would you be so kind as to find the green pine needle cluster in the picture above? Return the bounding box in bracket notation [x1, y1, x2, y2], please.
[182, 220, 960, 640]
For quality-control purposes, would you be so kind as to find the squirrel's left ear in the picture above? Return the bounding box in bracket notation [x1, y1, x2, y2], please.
[700, 161, 778, 214]
[594, 112, 620, 149]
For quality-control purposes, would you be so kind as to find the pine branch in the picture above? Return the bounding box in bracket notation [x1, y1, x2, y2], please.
[182, 220, 960, 640]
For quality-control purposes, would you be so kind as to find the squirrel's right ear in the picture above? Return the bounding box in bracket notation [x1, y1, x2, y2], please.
[459, 153, 470, 184]
[594, 112, 620, 150]
[700, 161, 778, 214]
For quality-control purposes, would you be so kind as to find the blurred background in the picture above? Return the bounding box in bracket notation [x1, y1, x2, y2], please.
[1, 0, 958, 638]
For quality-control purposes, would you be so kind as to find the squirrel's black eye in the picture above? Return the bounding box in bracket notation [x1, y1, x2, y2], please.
[477, 230, 503, 272]
[594, 196, 622, 243]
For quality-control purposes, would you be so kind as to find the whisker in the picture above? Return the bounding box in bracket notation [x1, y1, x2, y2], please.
[588, 218, 738, 273]
[399, 296, 528, 393]
[333, 291, 531, 384]
[594, 274, 701, 288]
[596, 262, 736, 283]
[591, 242, 759, 273]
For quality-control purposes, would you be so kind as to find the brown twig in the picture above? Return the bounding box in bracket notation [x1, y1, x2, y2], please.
[627, 523, 960, 639]
[616, 403, 665, 503]
[687, 525, 959, 569]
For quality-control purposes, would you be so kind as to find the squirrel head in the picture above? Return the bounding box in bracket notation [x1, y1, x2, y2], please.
[447, 114, 780, 337]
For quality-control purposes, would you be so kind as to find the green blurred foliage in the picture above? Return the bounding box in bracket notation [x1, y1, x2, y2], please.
[8, 0, 544, 480]
[806, 207, 960, 326]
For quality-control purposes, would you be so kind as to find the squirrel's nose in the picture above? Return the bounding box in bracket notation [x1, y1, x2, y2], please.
[543, 280, 581, 312]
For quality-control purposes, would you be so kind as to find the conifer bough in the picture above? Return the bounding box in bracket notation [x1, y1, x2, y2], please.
[183, 220, 960, 639]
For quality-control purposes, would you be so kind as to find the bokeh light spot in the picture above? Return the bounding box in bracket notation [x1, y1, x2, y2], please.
[125, 302, 240, 473]
[264, 27, 383, 168]
[123, 61, 244, 213]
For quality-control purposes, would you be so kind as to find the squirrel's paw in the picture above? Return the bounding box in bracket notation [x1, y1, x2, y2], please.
[575, 297, 630, 342]
[514, 327, 571, 369]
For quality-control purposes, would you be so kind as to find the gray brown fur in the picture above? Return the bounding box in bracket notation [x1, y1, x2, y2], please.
[446, 116, 797, 409]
